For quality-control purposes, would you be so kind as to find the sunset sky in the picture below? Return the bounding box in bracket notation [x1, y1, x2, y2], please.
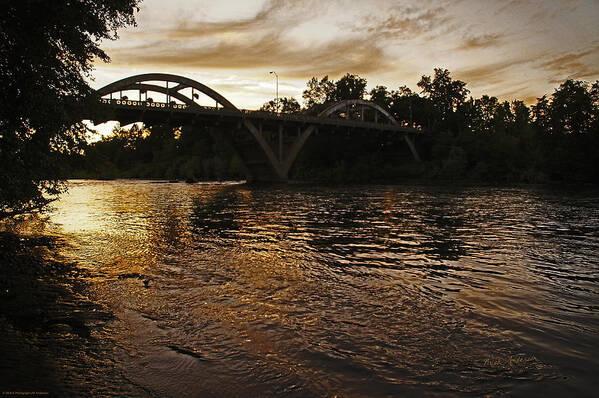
[92, 0, 599, 110]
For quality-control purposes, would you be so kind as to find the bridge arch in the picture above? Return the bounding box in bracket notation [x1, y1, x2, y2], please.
[96, 73, 239, 110]
[282, 99, 419, 175]
[318, 99, 398, 124]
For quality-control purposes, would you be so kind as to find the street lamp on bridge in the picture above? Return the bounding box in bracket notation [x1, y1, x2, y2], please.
[269, 71, 279, 113]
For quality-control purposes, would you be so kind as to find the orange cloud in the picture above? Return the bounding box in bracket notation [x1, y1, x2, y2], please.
[349, 6, 450, 39]
[103, 0, 401, 79]
[455, 59, 526, 85]
[164, 0, 321, 38]
[540, 43, 599, 83]
[106, 33, 389, 79]
[457, 33, 505, 50]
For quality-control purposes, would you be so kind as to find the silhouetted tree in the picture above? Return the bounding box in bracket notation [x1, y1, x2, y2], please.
[302, 76, 335, 109]
[511, 100, 531, 134]
[0, 0, 140, 218]
[260, 97, 301, 113]
[418, 68, 469, 132]
[394, 87, 426, 126]
[531, 95, 552, 134]
[470, 95, 500, 134]
[302, 74, 368, 112]
[369, 86, 392, 108]
[591, 81, 599, 133]
[331, 73, 367, 101]
[549, 80, 596, 134]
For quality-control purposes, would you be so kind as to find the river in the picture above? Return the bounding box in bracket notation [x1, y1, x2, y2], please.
[2, 180, 598, 397]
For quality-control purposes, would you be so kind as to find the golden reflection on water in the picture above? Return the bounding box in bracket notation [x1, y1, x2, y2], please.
[36, 180, 599, 396]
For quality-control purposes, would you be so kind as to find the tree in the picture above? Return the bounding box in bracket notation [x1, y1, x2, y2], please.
[550, 80, 595, 134]
[470, 95, 499, 134]
[531, 80, 598, 136]
[591, 81, 599, 134]
[302, 73, 368, 110]
[302, 76, 335, 109]
[0, 0, 140, 218]
[389, 86, 428, 128]
[531, 95, 552, 134]
[331, 73, 367, 101]
[511, 100, 530, 130]
[418, 68, 469, 113]
[417, 68, 469, 131]
[260, 97, 301, 113]
[369, 86, 392, 108]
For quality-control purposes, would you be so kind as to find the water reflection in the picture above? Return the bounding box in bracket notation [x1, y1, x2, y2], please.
[30, 181, 599, 396]
[190, 188, 242, 239]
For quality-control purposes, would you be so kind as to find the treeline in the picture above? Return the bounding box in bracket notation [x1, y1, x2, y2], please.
[293, 70, 599, 183]
[73, 69, 599, 183]
[70, 124, 244, 181]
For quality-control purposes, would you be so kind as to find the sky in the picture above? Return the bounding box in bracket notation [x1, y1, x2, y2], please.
[91, 0, 599, 111]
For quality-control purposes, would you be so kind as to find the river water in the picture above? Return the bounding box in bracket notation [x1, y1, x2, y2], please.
[8, 180, 599, 396]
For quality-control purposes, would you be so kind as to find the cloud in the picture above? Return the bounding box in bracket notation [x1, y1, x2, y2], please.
[101, 0, 458, 81]
[495, 0, 526, 14]
[103, 0, 397, 79]
[107, 32, 389, 78]
[455, 59, 526, 86]
[457, 33, 505, 50]
[163, 0, 320, 38]
[495, 0, 580, 21]
[349, 5, 451, 40]
[540, 43, 599, 83]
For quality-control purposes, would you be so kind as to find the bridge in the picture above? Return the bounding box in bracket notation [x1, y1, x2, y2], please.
[92, 73, 422, 182]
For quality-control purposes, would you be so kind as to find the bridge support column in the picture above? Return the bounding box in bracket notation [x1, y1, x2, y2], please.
[283, 125, 316, 177]
[278, 125, 284, 162]
[404, 136, 421, 162]
[241, 120, 288, 182]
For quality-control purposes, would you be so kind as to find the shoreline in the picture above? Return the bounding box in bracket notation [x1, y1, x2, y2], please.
[63, 176, 599, 190]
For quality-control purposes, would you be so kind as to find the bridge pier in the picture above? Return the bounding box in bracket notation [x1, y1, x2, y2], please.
[240, 120, 287, 182]
[403, 136, 421, 162]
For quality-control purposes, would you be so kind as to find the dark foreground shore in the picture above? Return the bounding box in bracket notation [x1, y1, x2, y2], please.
[0, 231, 149, 396]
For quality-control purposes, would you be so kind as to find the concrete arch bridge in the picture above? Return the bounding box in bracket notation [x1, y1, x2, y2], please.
[93, 73, 422, 182]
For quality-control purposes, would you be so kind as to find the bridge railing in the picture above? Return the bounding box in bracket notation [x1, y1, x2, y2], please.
[98, 98, 423, 133]
[101, 98, 189, 110]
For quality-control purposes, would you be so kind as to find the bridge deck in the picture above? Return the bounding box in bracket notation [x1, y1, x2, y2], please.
[98, 99, 421, 134]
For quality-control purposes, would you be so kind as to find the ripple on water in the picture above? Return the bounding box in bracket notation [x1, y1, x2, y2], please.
[39, 181, 599, 396]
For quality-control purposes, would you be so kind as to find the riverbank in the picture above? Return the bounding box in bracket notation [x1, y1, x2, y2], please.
[64, 176, 599, 190]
